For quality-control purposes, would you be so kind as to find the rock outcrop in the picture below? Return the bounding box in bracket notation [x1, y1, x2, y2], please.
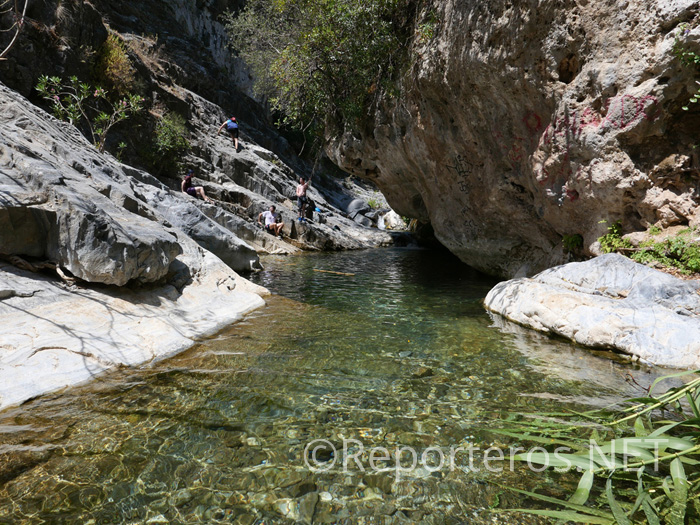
[0, 247, 267, 411]
[0, 82, 262, 280]
[0, 0, 407, 261]
[328, 0, 700, 277]
[484, 254, 700, 369]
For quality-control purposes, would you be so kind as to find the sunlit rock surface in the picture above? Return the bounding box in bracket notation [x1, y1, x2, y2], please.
[328, 0, 700, 277]
[0, 0, 410, 408]
[0, 82, 264, 279]
[485, 254, 700, 368]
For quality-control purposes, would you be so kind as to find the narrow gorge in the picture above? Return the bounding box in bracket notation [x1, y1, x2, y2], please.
[1, 1, 700, 523]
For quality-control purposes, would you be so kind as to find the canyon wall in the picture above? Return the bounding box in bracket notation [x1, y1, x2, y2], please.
[328, 0, 700, 277]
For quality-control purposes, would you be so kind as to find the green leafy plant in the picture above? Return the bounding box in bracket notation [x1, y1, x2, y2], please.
[598, 221, 632, 254]
[417, 9, 439, 43]
[562, 233, 584, 253]
[597, 222, 700, 275]
[673, 23, 700, 111]
[673, 24, 700, 67]
[153, 111, 190, 168]
[496, 370, 700, 524]
[116, 141, 127, 161]
[682, 82, 700, 111]
[36, 75, 144, 153]
[367, 193, 384, 209]
[94, 33, 137, 96]
[630, 234, 700, 275]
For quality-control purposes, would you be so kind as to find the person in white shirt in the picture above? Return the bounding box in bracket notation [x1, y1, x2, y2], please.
[257, 205, 284, 237]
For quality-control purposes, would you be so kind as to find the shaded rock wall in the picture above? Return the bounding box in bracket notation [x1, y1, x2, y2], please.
[328, 0, 700, 277]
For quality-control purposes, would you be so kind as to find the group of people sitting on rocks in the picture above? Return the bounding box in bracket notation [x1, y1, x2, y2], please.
[180, 117, 314, 241]
[253, 176, 312, 238]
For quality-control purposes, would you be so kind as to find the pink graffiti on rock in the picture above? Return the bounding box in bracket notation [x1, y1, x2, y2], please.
[540, 94, 660, 146]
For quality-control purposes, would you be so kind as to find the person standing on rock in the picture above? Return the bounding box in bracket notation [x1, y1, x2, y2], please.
[181, 169, 213, 202]
[258, 205, 284, 237]
[296, 176, 311, 222]
[217, 116, 239, 151]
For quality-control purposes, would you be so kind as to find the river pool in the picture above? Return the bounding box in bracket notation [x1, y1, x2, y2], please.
[0, 248, 668, 523]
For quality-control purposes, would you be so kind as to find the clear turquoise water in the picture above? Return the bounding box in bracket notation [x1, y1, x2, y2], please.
[0, 248, 665, 524]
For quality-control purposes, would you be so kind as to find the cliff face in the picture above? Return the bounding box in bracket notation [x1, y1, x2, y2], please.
[328, 0, 700, 277]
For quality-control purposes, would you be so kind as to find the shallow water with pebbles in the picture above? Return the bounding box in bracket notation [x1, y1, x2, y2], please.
[0, 248, 671, 523]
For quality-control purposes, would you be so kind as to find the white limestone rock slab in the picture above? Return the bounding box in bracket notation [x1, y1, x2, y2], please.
[484, 254, 700, 368]
[0, 243, 267, 411]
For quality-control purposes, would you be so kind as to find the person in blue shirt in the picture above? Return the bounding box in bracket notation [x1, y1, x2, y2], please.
[217, 116, 239, 151]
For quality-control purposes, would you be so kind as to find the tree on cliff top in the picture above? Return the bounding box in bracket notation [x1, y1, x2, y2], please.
[223, 0, 418, 142]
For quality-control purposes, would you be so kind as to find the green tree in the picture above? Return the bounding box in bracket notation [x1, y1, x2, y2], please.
[223, 0, 419, 137]
[151, 111, 190, 174]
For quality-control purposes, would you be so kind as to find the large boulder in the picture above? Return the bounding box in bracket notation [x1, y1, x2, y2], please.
[484, 254, 700, 369]
[0, 121, 182, 286]
[346, 198, 371, 217]
[0, 82, 270, 410]
[327, 0, 700, 278]
[0, 242, 267, 411]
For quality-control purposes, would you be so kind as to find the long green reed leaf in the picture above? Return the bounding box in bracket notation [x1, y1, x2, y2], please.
[489, 429, 582, 449]
[569, 470, 595, 506]
[634, 417, 648, 437]
[512, 452, 598, 471]
[648, 370, 700, 395]
[497, 486, 614, 519]
[641, 496, 661, 525]
[502, 508, 613, 523]
[605, 478, 631, 525]
[668, 458, 688, 525]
